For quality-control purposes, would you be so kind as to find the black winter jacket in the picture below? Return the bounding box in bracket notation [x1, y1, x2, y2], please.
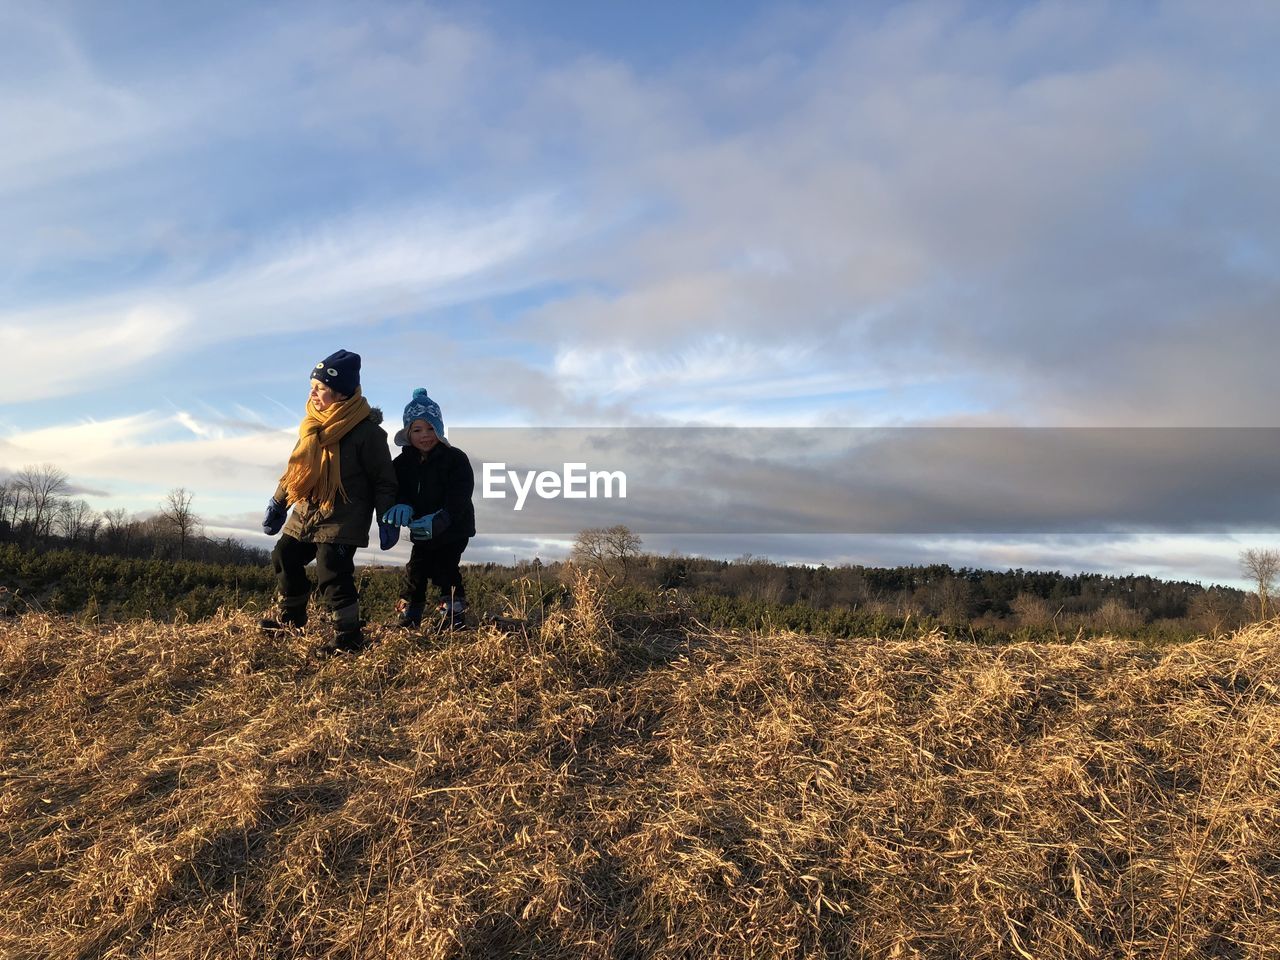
[274, 409, 397, 547]
[392, 443, 476, 543]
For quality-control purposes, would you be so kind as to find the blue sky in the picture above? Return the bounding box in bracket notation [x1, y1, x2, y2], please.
[2, 0, 1278, 585]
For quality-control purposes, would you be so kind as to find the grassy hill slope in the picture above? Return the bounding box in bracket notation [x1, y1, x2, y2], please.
[1, 576, 1277, 959]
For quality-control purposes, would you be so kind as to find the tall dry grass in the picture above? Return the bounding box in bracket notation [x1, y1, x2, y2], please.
[1, 572, 1278, 959]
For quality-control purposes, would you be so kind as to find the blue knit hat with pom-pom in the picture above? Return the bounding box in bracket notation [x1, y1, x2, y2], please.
[395, 387, 448, 447]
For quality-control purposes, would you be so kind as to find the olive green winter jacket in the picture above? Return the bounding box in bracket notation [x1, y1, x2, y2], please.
[273, 408, 398, 547]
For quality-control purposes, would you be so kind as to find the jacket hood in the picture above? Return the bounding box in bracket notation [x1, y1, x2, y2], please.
[367, 406, 383, 425]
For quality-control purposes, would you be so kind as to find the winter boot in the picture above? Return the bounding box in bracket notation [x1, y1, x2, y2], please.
[438, 598, 469, 631]
[394, 601, 425, 630]
[260, 598, 308, 636]
[315, 602, 366, 656]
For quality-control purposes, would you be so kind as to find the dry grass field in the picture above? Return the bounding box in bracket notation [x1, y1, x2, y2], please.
[2, 574, 1278, 959]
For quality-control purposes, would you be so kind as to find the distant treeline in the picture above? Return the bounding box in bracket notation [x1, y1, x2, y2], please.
[589, 553, 1248, 644]
[0, 463, 267, 566]
[0, 542, 1251, 646]
[640, 553, 1247, 629]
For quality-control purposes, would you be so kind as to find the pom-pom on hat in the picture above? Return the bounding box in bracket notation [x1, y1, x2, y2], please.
[311, 349, 361, 398]
[395, 387, 448, 447]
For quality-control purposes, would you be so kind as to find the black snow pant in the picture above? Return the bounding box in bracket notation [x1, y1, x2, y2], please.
[400, 538, 468, 606]
[272, 535, 358, 617]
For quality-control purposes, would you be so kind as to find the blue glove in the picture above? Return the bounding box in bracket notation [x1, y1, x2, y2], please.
[432, 508, 451, 536]
[409, 513, 433, 541]
[382, 503, 413, 526]
[262, 497, 287, 535]
[378, 522, 400, 550]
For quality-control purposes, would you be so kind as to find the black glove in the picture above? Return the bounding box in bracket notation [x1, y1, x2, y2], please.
[379, 522, 400, 550]
[433, 508, 451, 536]
[262, 497, 288, 536]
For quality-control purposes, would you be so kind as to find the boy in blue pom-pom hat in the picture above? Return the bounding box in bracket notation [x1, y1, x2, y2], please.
[380, 387, 476, 629]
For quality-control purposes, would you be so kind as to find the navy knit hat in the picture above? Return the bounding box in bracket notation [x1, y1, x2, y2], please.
[311, 349, 360, 398]
[395, 387, 448, 447]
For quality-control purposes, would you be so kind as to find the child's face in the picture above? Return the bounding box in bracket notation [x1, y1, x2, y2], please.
[408, 419, 439, 452]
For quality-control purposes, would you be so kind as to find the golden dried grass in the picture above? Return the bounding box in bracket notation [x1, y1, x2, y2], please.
[1, 572, 1278, 959]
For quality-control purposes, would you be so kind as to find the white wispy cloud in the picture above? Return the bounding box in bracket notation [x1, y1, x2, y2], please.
[0, 301, 190, 403]
[0, 8, 161, 196]
[2, 408, 288, 505]
[0, 193, 565, 404]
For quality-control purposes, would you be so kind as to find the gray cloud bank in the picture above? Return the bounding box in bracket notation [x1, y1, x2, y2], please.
[453, 427, 1280, 535]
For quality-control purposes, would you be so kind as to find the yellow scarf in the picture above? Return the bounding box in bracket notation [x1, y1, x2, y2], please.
[279, 388, 372, 512]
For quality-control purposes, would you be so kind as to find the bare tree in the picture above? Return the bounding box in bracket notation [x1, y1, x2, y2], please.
[159, 487, 200, 559]
[1239, 548, 1280, 621]
[572, 527, 612, 577]
[10, 486, 30, 533]
[938, 577, 972, 626]
[101, 508, 134, 553]
[0, 479, 12, 539]
[572, 525, 644, 582]
[1011, 593, 1053, 629]
[603, 524, 643, 581]
[102, 508, 130, 536]
[1092, 598, 1144, 634]
[13, 463, 68, 544]
[1189, 587, 1245, 639]
[56, 499, 100, 544]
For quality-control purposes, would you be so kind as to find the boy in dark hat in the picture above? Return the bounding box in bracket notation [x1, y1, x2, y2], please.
[381, 387, 476, 630]
[260, 349, 399, 654]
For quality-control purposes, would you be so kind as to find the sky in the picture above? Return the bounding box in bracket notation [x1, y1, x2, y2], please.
[2, 0, 1278, 586]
